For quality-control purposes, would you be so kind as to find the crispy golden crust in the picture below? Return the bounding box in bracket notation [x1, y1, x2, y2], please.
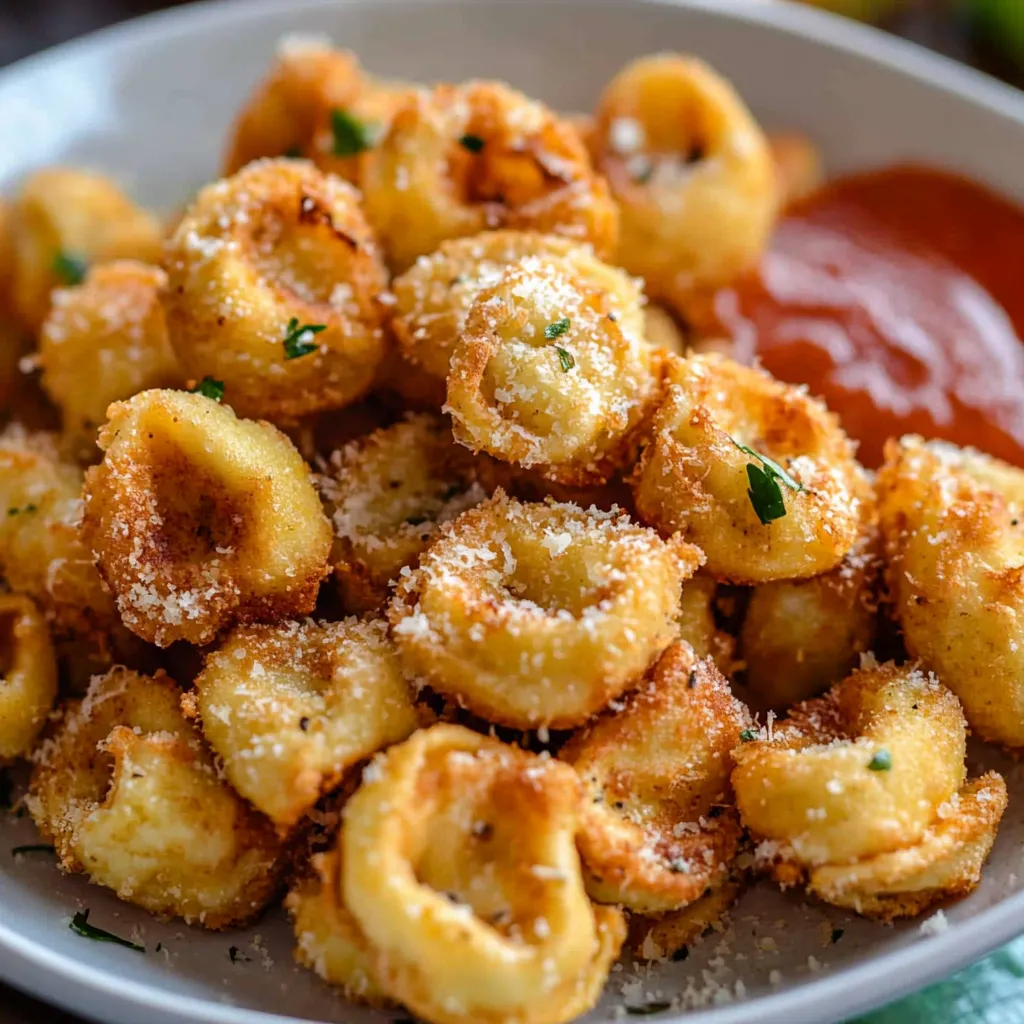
[287, 845, 392, 1005]
[82, 389, 332, 647]
[628, 877, 744, 960]
[342, 724, 626, 1024]
[0, 594, 58, 762]
[163, 158, 389, 422]
[317, 413, 492, 613]
[391, 230, 644, 407]
[877, 436, 1024, 748]
[562, 642, 750, 914]
[39, 261, 180, 459]
[733, 661, 967, 867]
[9, 168, 163, 332]
[361, 81, 618, 273]
[190, 617, 419, 829]
[632, 353, 868, 582]
[591, 54, 775, 322]
[0, 424, 117, 633]
[389, 491, 700, 729]
[677, 577, 735, 675]
[446, 256, 658, 487]
[806, 773, 1007, 921]
[28, 667, 285, 928]
[741, 513, 881, 711]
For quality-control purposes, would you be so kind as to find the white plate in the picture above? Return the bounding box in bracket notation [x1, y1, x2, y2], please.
[2, 2, 1024, 1023]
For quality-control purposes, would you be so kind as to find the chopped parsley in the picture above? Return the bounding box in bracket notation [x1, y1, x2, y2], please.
[739, 727, 759, 743]
[728, 436, 804, 526]
[459, 133, 485, 153]
[11, 844, 54, 856]
[330, 108, 377, 156]
[554, 346, 575, 372]
[228, 945, 251, 963]
[190, 377, 224, 402]
[626, 1002, 673, 1016]
[868, 748, 892, 772]
[7, 504, 37, 516]
[52, 251, 88, 286]
[283, 317, 327, 360]
[69, 910, 144, 952]
[544, 317, 571, 340]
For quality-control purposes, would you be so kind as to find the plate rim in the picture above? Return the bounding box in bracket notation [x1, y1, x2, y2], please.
[1, 1, 1023, 1023]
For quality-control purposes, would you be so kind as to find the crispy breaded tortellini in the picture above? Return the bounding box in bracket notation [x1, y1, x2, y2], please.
[189, 617, 419, 829]
[38, 261, 180, 458]
[446, 256, 658, 486]
[0, 594, 58, 762]
[677, 577, 735, 675]
[633, 353, 867, 582]
[342, 724, 625, 1024]
[878, 436, 1024, 748]
[362, 81, 618, 272]
[28, 667, 284, 927]
[82, 389, 331, 647]
[164, 158, 389, 422]
[9, 168, 163, 332]
[390, 492, 700, 729]
[740, 518, 880, 711]
[391, 230, 644, 406]
[317, 414, 491, 613]
[288, 844, 390, 1005]
[628, 877, 743, 960]
[562, 642, 750, 914]
[590, 54, 775, 322]
[0, 424, 116, 632]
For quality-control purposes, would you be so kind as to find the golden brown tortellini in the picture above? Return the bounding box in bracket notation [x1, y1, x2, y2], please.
[590, 54, 776, 322]
[342, 724, 625, 1024]
[28, 667, 285, 927]
[317, 413, 491, 613]
[9, 168, 162, 332]
[390, 491, 700, 729]
[362, 81, 619, 272]
[189, 617, 419, 829]
[38, 261, 180, 458]
[163, 158, 389, 422]
[82, 389, 332, 646]
[633, 353, 868, 582]
[677, 577, 735, 676]
[562, 642, 750, 914]
[878, 436, 1024, 748]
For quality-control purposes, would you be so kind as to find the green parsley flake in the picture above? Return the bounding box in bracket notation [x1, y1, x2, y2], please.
[868, 748, 892, 772]
[459, 133, 485, 153]
[69, 910, 144, 952]
[190, 377, 224, 402]
[739, 727, 759, 743]
[555, 346, 575, 372]
[330, 108, 377, 156]
[52, 251, 88, 286]
[544, 317, 571, 340]
[283, 318, 327, 360]
[728, 436, 804, 526]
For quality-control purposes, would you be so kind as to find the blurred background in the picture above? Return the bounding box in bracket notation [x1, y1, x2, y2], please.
[1, 0, 1024, 83]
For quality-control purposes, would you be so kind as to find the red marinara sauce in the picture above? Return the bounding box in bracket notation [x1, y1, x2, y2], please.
[712, 165, 1024, 468]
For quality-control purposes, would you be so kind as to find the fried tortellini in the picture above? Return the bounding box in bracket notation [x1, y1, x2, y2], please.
[164, 158, 389, 422]
[878, 436, 1024, 748]
[82, 389, 332, 646]
[317, 413, 490, 613]
[189, 617, 419, 829]
[390, 491, 700, 729]
[562, 642, 750, 914]
[362, 81, 619, 272]
[340, 724, 626, 1024]
[447, 255, 659, 486]
[38, 261, 180, 459]
[590, 54, 776, 323]
[633, 353, 868, 582]
[732, 661, 1005, 919]
[8, 168, 163, 332]
[0, 594, 58, 762]
[677, 577, 735, 675]
[28, 667, 285, 927]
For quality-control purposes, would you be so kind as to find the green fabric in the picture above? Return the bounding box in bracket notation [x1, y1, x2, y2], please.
[856, 939, 1024, 1024]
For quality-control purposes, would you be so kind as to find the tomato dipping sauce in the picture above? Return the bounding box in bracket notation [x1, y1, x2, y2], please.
[712, 165, 1024, 468]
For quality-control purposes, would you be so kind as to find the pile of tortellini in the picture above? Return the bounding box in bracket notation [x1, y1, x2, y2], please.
[0, 37, 1016, 1024]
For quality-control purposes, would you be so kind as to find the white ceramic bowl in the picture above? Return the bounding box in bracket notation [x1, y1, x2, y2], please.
[2, 2, 1024, 1023]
